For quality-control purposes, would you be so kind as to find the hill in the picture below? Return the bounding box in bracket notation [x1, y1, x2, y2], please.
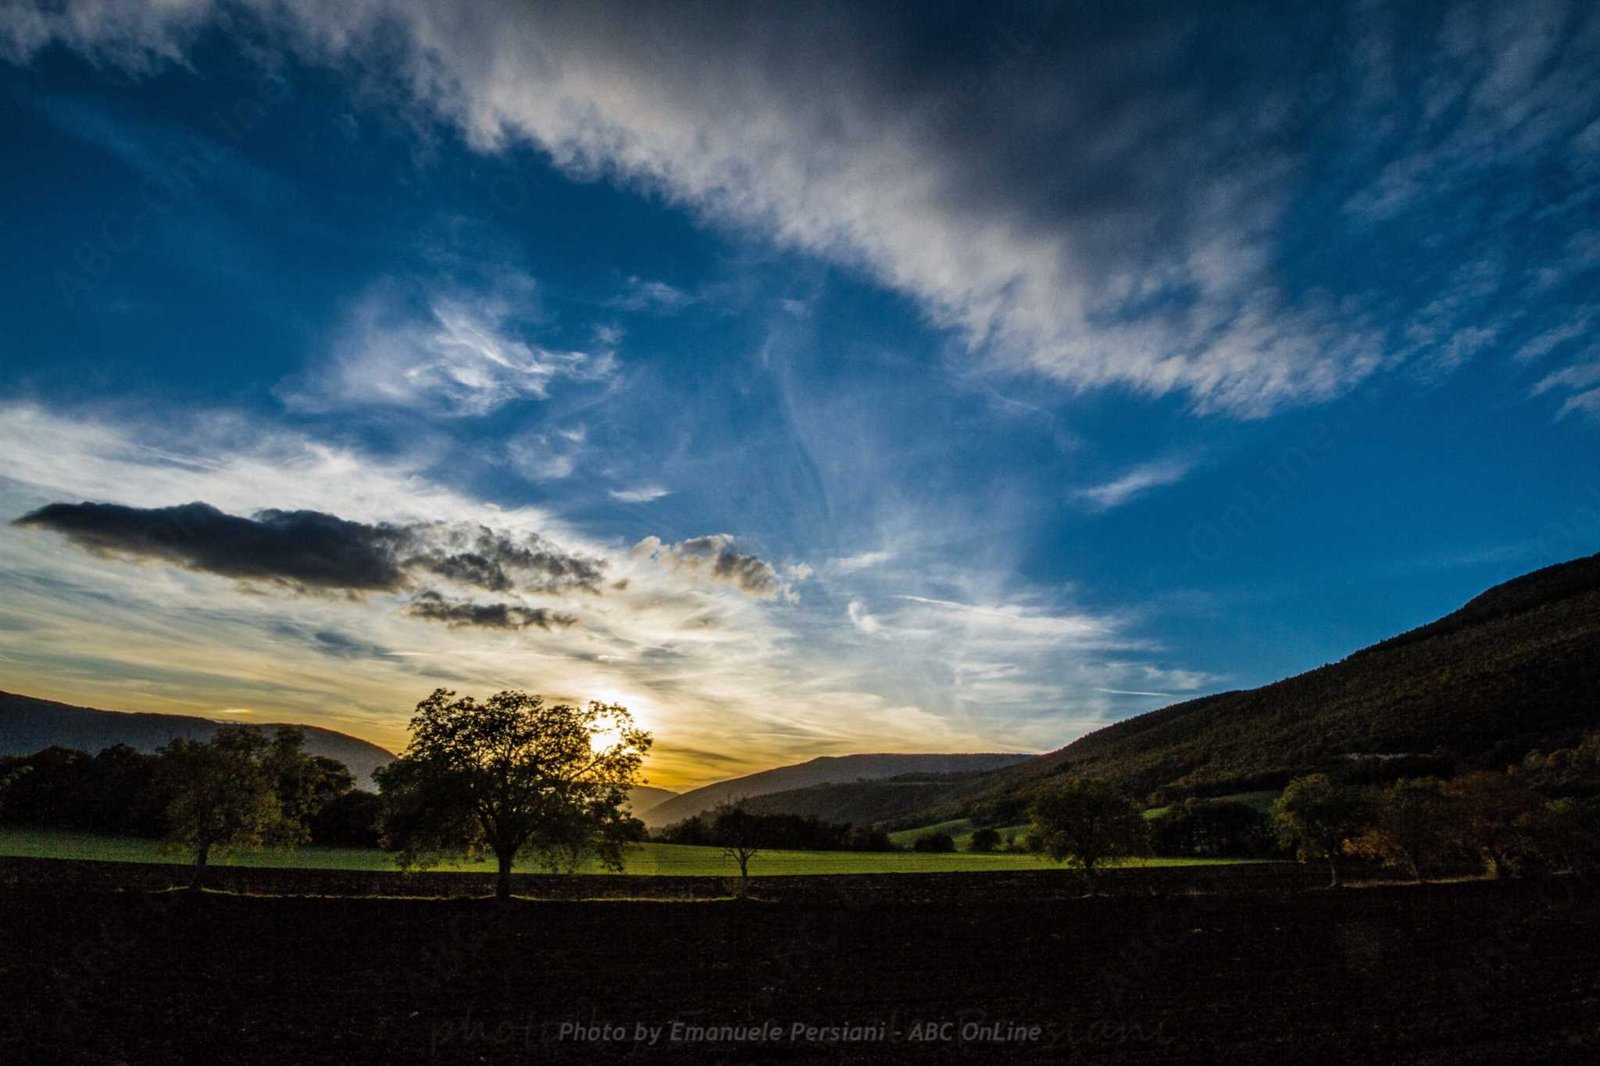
[637, 753, 1034, 827]
[998, 549, 1600, 802]
[627, 785, 677, 814]
[753, 550, 1600, 827]
[0, 691, 395, 785]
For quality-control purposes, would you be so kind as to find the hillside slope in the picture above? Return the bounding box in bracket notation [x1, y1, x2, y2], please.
[638, 753, 1034, 826]
[749, 550, 1600, 826]
[1000, 549, 1600, 802]
[0, 692, 395, 785]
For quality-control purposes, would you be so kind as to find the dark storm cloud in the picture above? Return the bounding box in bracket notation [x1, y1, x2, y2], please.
[14, 501, 408, 591]
[406, 523, 605, 594]
[14, 500, 604, 597]
[406, 590, 577, 631]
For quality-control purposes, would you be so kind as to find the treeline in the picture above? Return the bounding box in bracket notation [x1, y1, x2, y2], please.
[0, 733, 384, 848]
[1274, 729, 1600, 884]
[975, 728, 1600, 881]
[654, 808, 893, 851]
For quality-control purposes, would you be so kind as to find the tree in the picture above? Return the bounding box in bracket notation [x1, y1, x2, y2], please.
[1028, 779, 1149, 890]
[157, 726, 309, 887]
[1149, 798, 1274, 859]
[0, 763, 31, 816]
[1518, 797, 1600, 877]
[968, 827, 1002, 853]
[911, 830, 956, 853]
[1442, 770, 1542, 878]
[709, 801, 762, 898]
[375, 689, 650, 901]
[1345, 777, 1459, 881]
[1271, 774, 1368, 887]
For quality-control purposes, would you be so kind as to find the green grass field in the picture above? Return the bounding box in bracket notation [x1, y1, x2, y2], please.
[887, 818, 1033, 850]
[0, 827, 1255, 876]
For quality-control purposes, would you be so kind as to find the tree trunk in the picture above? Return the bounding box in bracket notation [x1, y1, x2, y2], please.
[190, 842, 210, 891]
[1326, 853, 1340, 888]
[736, 854, 750, 899]
[496, 852, 514, 901]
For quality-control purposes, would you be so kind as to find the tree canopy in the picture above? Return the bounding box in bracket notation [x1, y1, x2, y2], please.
[1028, 778, 1149, 888]
[375, 688, 651, 899]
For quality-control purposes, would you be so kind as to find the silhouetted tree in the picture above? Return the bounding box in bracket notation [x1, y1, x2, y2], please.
[157, 726, 311, 887]
[308, 789, 385, 847]
[1029, 779, 1149, 890]
[375, 689, 650, 900]
[709, 801, 762, 897]
[1149, 798, 1275, 859]
[0, 763, 30, 816]
[911, 830, 956, 853]
[1271, 774, 1368, 887]
[968, 827, 1002, 853]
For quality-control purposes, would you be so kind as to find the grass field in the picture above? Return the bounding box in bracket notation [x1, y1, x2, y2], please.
[886, 818, 1032, 850]
[0, 827, 1253, 876]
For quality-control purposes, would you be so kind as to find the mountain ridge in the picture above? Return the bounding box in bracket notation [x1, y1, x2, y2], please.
[639, 752, 1036, 826]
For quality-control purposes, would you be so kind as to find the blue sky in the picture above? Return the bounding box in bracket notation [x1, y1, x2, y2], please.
[1, 1, 1597, 786]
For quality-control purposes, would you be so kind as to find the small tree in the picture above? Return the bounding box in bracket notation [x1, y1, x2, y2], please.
[968, 827, 1002, 853]
[376, 689, 650, 901]
[709, 801, 762, 898]
[157, 725, 309, 887]
[1271, 774, 1368, 887]
[911, 830, 956, 853]
[1029, 779, 1149, 891]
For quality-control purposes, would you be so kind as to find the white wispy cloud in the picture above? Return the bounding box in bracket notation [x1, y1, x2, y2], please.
[609, 484, 671, 504]
[279, 275, 614, 417]
[1074, 458, 1196, 511]
[21, 0, 1594, 415]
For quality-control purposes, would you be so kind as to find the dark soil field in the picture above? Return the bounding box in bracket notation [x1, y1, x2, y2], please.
[2, 861, 1597, 1065]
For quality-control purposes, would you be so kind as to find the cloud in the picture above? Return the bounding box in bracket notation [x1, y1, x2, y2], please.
[405, 590, 577, 630]
[14, 501, 409, 591]
[1075, 458, 1196, 511]
[13, 499, 604, 596]
[846, 599, 881, 634]
[19, 1, 1598, 415]
[506, 425, 588, 482]
[632, 533, 788, 599]
[279, 276, 614, 417]
[608, 276, 695, 314]
[609, 484, 671, 504]
[0, 402, 1220, 782]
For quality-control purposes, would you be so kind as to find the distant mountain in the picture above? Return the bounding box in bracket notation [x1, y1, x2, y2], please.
[627, 785, 677, 814]
[0, 691, 395, 785]
[808, 550, 1600, 828]
[637, 753, 1035, 826]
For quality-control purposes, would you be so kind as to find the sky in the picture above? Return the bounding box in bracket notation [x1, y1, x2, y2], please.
[0, 1, 1597, 789]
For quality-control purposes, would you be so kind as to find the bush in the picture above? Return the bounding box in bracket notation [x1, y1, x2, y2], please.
[1149, 799, 1275, 859]
[912, 831, 955, 853]
[308, 789, 384, 847]
[967, 827, 1002, 853]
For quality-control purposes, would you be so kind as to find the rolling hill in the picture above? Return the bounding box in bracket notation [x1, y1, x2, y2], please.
[0, 692, 396, 785]
[626, 785, 678, 814]
[734, 550, 1600, 827]
[637, 753, 1035, 826]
